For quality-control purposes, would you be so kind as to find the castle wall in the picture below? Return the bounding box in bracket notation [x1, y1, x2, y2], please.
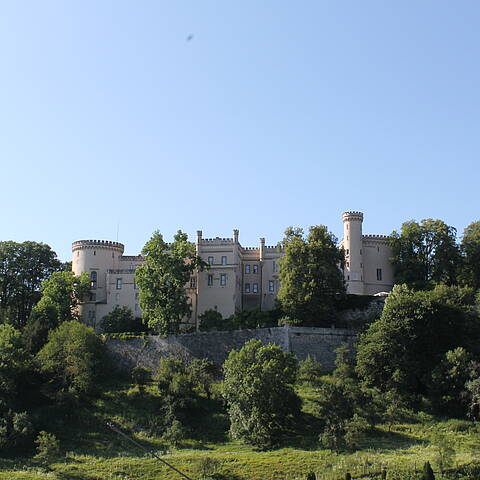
[105, 326, 357, 372]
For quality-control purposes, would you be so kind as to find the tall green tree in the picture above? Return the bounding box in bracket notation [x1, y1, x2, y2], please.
[277, 225, 345, 326]
[222, 339, 300, 448]
[356, 284, 479, 403]
[460, 221, 480, 290]
[0, 241, 61, 328]
[24, 271, 90, 353]
[135, 230, 205, 334]
[390, 219, 461, 290]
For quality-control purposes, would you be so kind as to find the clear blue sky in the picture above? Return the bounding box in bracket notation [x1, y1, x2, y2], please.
[1, 1, 479, 261]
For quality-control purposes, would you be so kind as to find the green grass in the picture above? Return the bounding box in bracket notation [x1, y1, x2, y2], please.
[2, 380, 480, 480]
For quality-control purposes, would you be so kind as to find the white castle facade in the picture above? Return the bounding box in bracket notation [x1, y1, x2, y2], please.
[72, 211, 394, 329]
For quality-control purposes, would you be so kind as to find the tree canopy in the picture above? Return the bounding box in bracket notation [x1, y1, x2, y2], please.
[389, 219, 461, 290]
[277, 225, 345, 326]
[222, 339, 300, 448]
[460, 221, 480, 290]
[135, 230, 205, 334]
[0, 241, 62, 328]
[356, 284, 479, 402]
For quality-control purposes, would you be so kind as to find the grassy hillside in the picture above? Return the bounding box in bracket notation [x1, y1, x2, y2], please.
[1, 380, 480, 480]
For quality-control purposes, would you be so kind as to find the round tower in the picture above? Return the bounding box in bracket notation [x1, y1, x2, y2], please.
[72, 240, 125, 322]
[342, 212, 364, 294]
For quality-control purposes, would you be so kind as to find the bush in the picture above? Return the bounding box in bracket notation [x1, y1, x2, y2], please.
[192, 456, 223, 479]
[0, 410, 34, 451]
[131, 366, 152, 394]
[198, 309, 224, 331]
[34, 431, 61, 465]
[305, 471, 316, 480]
[298, 355, 323, 384]
[189, 358, 217, 398]
[162, 419, 187, 448]
[101, 306, 146, 333]
[36, 321, 106, 399]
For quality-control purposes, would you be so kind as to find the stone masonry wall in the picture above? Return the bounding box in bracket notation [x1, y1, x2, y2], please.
[106, 326, 356, 373]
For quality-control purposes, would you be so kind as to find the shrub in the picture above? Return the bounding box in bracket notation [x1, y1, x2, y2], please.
[36, 321, 106, 399]
[422, 461, 435, 480]
[161, 419, 186, 448]
[298, 355, 323, 384]
[131, 366, 152, 394]
[0, 410, 34, 451]
[192, 456, 223, 479]
[34, 431, 61, 465]
[198, 309, 224, 331]
[305, 471, 316, 480]
[101, 306, 146, 333]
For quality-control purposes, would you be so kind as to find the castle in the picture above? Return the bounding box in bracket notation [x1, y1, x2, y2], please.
[72, 211, 394, 329]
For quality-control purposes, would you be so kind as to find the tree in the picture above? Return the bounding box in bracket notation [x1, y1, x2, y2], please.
[390, 219, 461, 290]
[36, 321, 106, 399]
[356, 284, 480, 403]
[23, 271, 90, 353]
[0, 324, 30, 406]
[0, 241, 61, 328]
[460, 221, 480, 290]
[189, 358, 217, 398]
[428, 347, 472, 416]
[277, 226, 345, 326]
[222, 339, 300, 448]
[135, 231, 206, 334]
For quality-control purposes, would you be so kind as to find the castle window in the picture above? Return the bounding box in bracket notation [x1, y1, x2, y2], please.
[116, 278, 122, 289]
[208, 256, 214, 265]
[112, 252, 115, 258]
[245, 265, 251, 274]
[269, 280, 274, 292]
[253, 264, 258, 273]
[220, 274, 226, 286]
[190, 277, 197, 288]
[245, 283, 250, 293]
[90, 271, 97, 289]
[346, 262, 349, 267]
[221, 256, 227, 265]
[208, 274, 213, 286]
[253, 283, 258, 293]
[377, 268, 382, 281]
[89, 293, 96, 302]
[93, 250, 96, 256]
[360, 249, 362, 255]
[346, 249, 349, 255]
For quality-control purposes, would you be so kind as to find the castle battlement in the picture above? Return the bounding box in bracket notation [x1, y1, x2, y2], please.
[72, 239, 124, 252]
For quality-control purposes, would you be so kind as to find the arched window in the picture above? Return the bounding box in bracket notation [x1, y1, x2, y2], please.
[90, 271, 97, 289]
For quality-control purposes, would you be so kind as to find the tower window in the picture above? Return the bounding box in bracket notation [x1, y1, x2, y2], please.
[253, 264, 258, 273]
[220, 274, 226, 286]
[377, 268, 382, 281]
[93, 250, 96, 256]
[116, 278, 122, 289]
[245, 283, 250, 293]
[208, 256, 214, 265]
[90, 271, 97, 289]
[253, 283, 258, 293]
[269, 280, 274, 292]
[245, 265, 251, 274]
[207, 274, 213, 286]
[221, 256, 227, 265]
[89, 293, 96, 302]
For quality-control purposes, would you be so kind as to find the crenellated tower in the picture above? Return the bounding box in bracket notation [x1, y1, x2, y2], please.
[72, 240, 125, 325]
[342, 211, 365, 294]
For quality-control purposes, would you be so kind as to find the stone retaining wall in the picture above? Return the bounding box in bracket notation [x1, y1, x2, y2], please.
[106, 326, 357, 373]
